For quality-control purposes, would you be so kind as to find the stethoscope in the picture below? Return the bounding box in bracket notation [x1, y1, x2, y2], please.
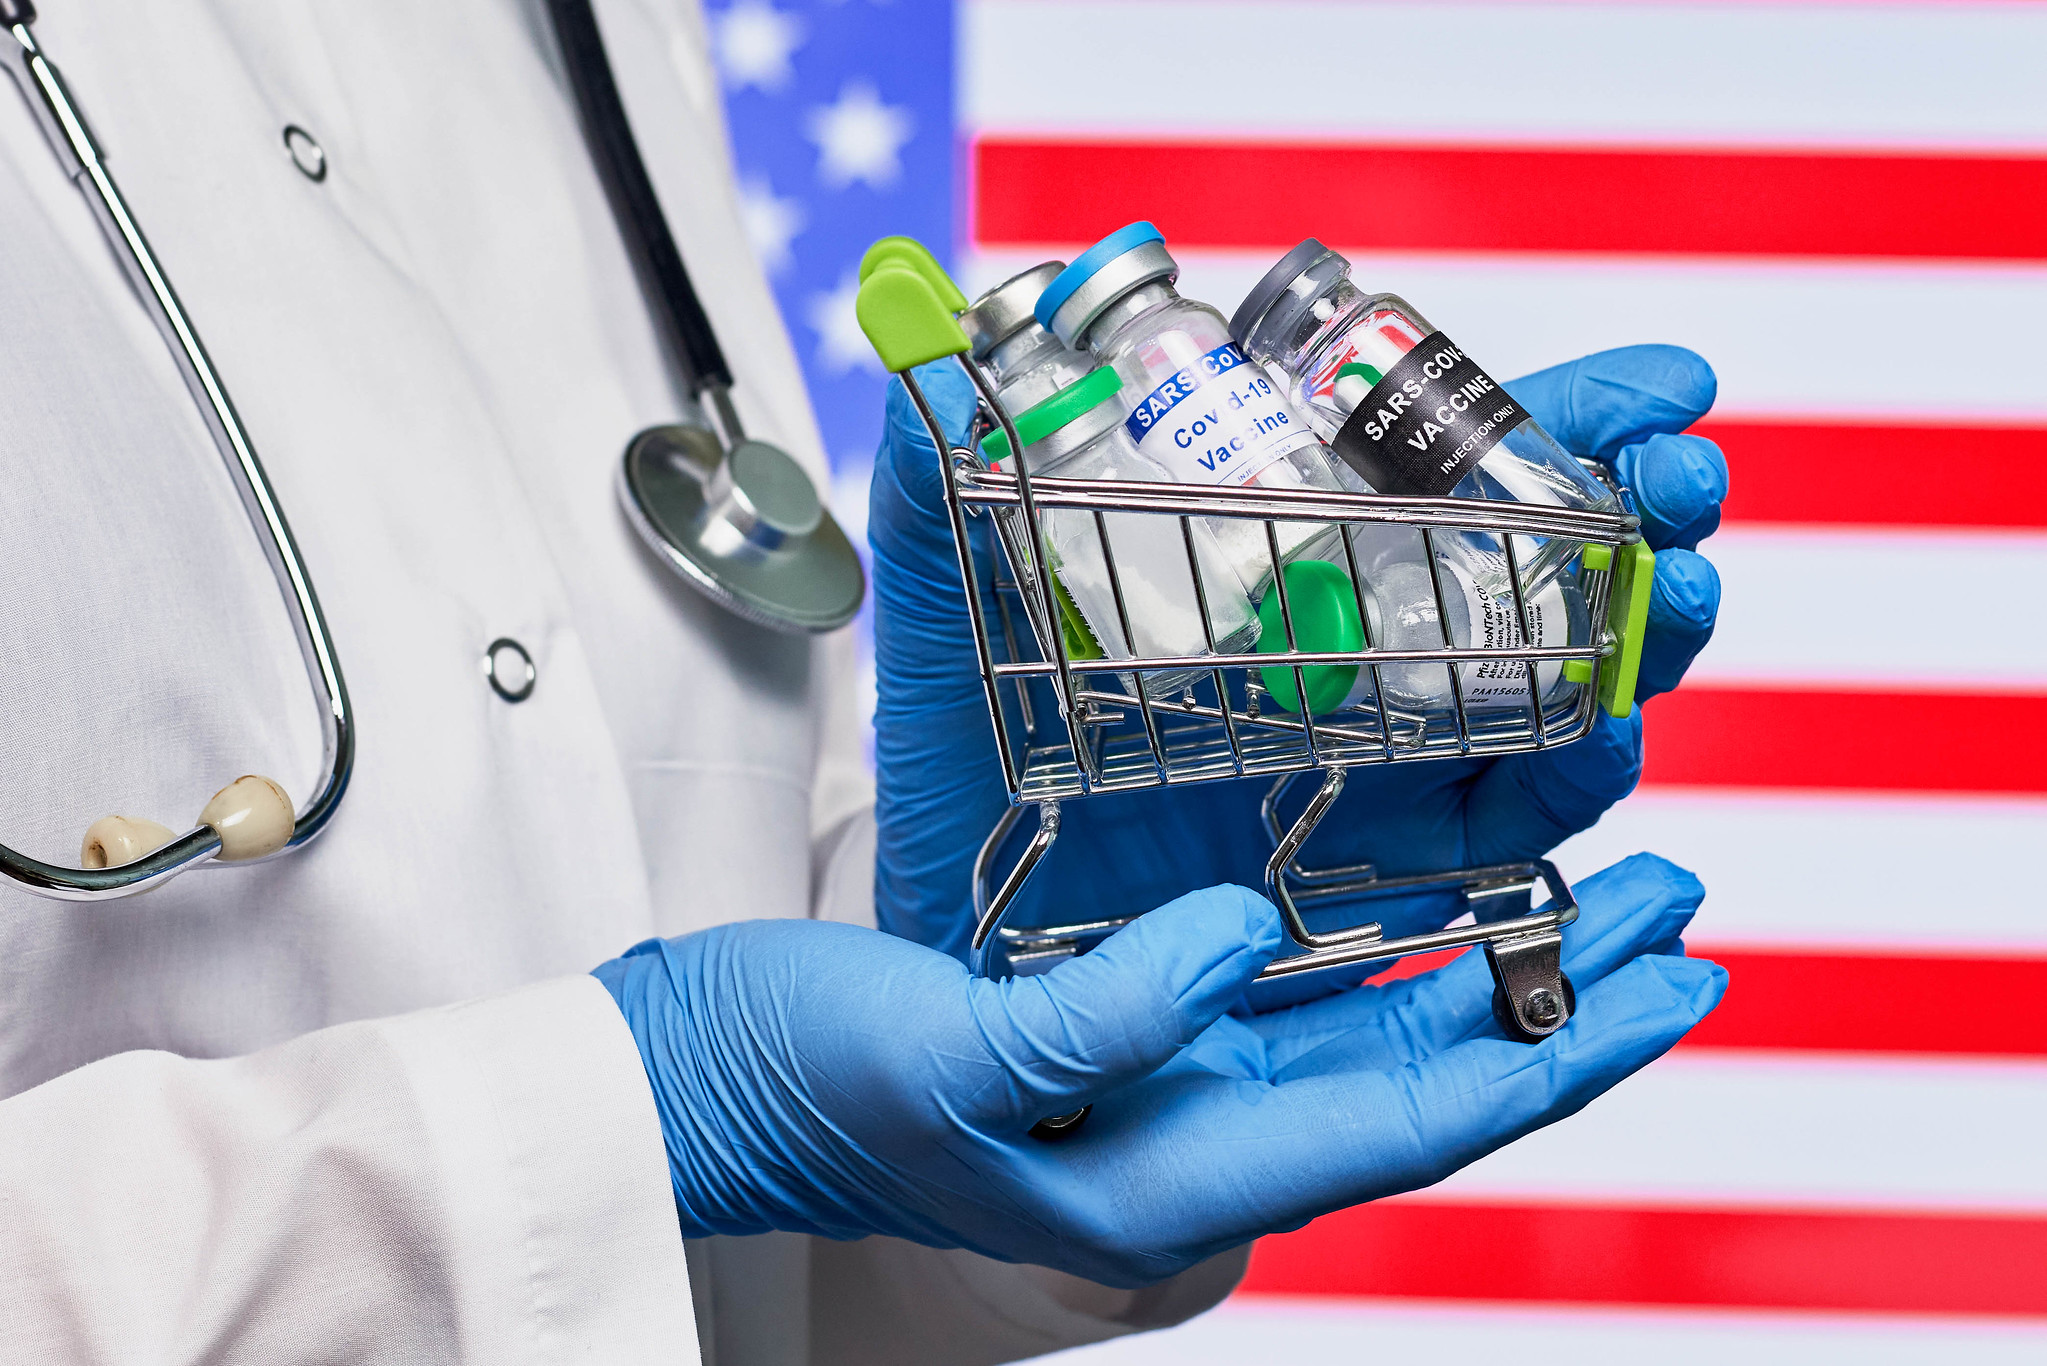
[0, 0, 862, 901]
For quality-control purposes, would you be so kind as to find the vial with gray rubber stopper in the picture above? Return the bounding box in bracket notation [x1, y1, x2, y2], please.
[981, 366, 1262, 697]
[1231, 239, 1619, 597]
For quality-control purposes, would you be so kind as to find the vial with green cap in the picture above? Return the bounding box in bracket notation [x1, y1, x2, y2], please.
[959, 262, 1095, 417]
[1035, 223, 1368, 590]
[1230, 239, 1619, 595]
[982, 367, 1261, 695]
[1255, 547, 1589, 724]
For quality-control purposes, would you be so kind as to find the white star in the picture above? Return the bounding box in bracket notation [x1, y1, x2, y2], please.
[804, 82, 914, 190]
[737, 175, 805, 275]
[712, 1, 804, 93]
[806, 270, 883, 375]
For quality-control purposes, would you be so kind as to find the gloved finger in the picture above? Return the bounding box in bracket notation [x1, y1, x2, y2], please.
[1461, 708, 1644, 866]
[965, 884, 1283, 1129]
[1617, 432, 1729, 552]
[1636, 548, 1721, 702]
[1504, 345, 1717, 462]
[1195, 955, 1726, 1245]
[870, 363, 982, 613]
[1256, 852, 1704, 1078]
[872, 362, 1011, 959]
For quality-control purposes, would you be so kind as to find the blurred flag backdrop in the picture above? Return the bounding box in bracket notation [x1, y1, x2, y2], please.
[705, 0, 2047, 1359]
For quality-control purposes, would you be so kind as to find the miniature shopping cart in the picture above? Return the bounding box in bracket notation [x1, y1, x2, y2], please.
[855, 243, 1654, 1049]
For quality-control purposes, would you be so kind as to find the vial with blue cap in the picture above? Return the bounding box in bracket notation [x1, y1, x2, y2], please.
[1230, 240, 1619, 596]
[982, 366, 1261, 696]
[1035, 224, 1364, 589]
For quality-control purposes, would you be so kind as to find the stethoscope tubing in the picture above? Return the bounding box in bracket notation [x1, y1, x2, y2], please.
[0, 14, 354, 900]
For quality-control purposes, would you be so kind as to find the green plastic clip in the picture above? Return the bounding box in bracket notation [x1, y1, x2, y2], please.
[1597, 540, 1655, 718]
[858, 236, 969, 312]
[1051, 574, 1105, 661]
[856, 264, 970, 373]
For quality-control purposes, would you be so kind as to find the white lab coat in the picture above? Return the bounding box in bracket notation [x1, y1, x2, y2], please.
[0, 1, 1246, 1360]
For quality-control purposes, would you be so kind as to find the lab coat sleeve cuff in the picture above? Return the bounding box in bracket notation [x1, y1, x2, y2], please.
[809, 1235, 1250, 1365]
[379, 974, 698, 1359]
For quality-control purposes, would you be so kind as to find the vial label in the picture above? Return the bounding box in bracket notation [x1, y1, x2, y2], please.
[1332, 332, 1527, 497]
[1123, 343, 1320, 488]
[1452, 550, 1566, 705]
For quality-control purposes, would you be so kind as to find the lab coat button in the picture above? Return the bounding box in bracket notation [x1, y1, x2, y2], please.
[484, 637, 536, 703]
[282, 125, 327, 182]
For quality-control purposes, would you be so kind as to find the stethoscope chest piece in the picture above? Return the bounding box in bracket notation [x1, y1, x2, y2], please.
[619, 425, 865, 633]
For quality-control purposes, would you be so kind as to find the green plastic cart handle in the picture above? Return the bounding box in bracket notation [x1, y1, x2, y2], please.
[1579, 539, 1655, 718]
[858, 236, 969, 312]
[856, 263, 970, 373]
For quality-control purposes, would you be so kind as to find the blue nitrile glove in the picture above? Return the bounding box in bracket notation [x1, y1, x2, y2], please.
[872, 346, 1727, 966]
[596, 853, 1722, 1286]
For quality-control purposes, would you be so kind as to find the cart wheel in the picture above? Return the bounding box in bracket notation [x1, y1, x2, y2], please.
[1029, 1106, 1091, 1142]
[1491, 972, 1575, 1044]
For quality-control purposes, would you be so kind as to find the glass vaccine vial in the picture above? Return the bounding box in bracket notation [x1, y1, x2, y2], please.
[982, 366, 1262, 695]
[1035, 223, 1366, 594]
[1231, 239, 1618, 596]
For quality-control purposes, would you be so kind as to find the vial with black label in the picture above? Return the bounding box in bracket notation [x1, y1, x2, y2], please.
[1231, 239, 1618, 593]
[1035, 223, 1367, 593]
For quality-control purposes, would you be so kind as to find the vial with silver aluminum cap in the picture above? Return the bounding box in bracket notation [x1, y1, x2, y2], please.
[981, 367, 1261, 697]
[960, 262, 1093, 416]
[1035, 224, 1360, 592]
[1231, 239, 1618, 595]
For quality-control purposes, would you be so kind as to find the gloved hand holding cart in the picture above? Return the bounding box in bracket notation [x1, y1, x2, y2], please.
[857, 234, 1698, 1077]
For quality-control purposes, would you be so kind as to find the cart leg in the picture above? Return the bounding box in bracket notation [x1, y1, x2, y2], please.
[966, 804, 1092, 1139]
[1484, 927, 1575, 1043]
[1264, 768, 1374, 949]
[969, 800, 1061, 972]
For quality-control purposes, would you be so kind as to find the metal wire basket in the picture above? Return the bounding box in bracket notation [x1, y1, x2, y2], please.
[856, 243, 1654, 1047]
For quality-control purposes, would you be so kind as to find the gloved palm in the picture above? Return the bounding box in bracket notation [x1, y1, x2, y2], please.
[597, 855, 1723, 1286]
[874, 346, 1730, 964]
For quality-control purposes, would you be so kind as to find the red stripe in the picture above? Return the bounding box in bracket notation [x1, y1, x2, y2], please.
[1240, 1198, 2047, 1315]
[1369, 945, 2047, 1057]
[1699, 419, 2047, 529]
[1681, 946, 2047, 1057]
[1641, 686, 2047, 794]
[973, 138, 2047, 261]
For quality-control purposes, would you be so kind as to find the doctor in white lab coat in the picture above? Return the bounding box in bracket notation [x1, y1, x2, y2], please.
[0, 1, 1735, 1363]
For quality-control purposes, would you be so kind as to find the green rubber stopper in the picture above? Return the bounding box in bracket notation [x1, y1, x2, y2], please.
[1255, 559, 1364, 715]
[1336, 361, 1385, 387]
[858, 236, 969, 312]
[1598, 540, 1655, 718]
[856, 264, 970, 373]
[981, 367, 1123, 463]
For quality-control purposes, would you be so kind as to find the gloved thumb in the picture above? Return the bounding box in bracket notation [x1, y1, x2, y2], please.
[963, 885, 1284, 1130]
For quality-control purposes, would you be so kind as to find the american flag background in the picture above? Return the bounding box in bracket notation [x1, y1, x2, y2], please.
[705, 0, 2047, 1358]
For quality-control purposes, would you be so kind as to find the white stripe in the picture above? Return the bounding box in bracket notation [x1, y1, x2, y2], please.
[966, 1, 2047, 150]
[1691, 527, 2047, 690]
[1042, 1298, 2047, 1365]
[1430, 1052, 2047, 1210]
[1553, 789, 2047, 950]
[963, 249, 2047, 421]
